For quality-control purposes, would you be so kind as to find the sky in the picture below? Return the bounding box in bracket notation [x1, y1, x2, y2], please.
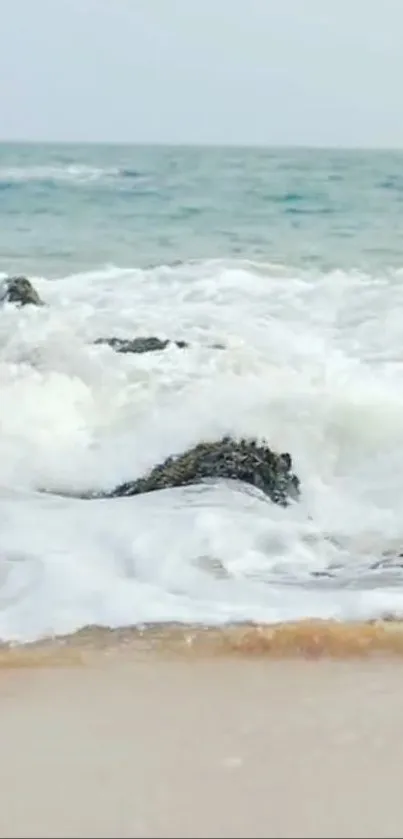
[0, 0, 402, 147]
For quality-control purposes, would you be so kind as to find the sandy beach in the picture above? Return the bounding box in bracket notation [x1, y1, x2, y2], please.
[0, 622, 403, 838]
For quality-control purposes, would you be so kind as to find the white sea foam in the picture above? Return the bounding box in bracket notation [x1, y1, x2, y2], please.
[0, 164, 121, 185]
[0, 259, 403, 642]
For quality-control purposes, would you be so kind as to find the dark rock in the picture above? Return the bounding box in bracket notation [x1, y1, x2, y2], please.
[88, 436, 301, 505]
[94, 336, 225, 354]
[94, 336, 189, 354]
[0, 276, 44, 307]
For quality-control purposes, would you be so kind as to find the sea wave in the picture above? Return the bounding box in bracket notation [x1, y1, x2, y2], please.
[0, 259, 403, 642]
[0, 164, 141, 186]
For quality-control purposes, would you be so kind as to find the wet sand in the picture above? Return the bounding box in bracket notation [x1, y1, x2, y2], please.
[1, 622, 403, 838]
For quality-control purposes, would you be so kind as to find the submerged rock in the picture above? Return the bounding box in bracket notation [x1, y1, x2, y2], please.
[94, 336, 189, 354]
[87, 436, 301, 505]
[0, 276, 44, 307]
[94, 336, 225, 354]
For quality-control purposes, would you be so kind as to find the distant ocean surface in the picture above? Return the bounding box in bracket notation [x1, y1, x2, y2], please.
[1, 142, 403, 644]
[3, 143, 403, 276]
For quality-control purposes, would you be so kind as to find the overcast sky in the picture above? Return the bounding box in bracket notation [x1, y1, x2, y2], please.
[0, 0, 402, 146]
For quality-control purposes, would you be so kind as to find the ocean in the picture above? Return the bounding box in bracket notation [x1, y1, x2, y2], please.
[1, 141, 403, 644]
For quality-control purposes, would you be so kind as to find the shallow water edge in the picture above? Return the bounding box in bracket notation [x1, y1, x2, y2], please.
[2, 619, 403, 666]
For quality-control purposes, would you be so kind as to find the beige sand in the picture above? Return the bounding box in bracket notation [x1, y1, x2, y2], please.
[1, 624, 403, 838]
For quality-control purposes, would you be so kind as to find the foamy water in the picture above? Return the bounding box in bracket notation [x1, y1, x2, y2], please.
[0, 164, 132, 185]
[1, 259, 403, 642]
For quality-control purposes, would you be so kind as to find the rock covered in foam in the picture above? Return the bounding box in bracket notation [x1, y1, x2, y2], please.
[97, 436, 301, 506]
[94, 336, 189, 354]
[0, 276, 44, 307]
[94, 336, 225, 354]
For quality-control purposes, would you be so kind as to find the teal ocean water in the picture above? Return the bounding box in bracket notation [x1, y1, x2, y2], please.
[2, 143, 403, 275]
[1, 142, 403, 643]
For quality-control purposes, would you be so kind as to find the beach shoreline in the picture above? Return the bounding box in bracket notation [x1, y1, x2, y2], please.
[1, 622, 403, 838]
[2, 618, 403, 666]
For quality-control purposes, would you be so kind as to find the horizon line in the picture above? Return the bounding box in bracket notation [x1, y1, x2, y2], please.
[0, 138, 403, 152]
